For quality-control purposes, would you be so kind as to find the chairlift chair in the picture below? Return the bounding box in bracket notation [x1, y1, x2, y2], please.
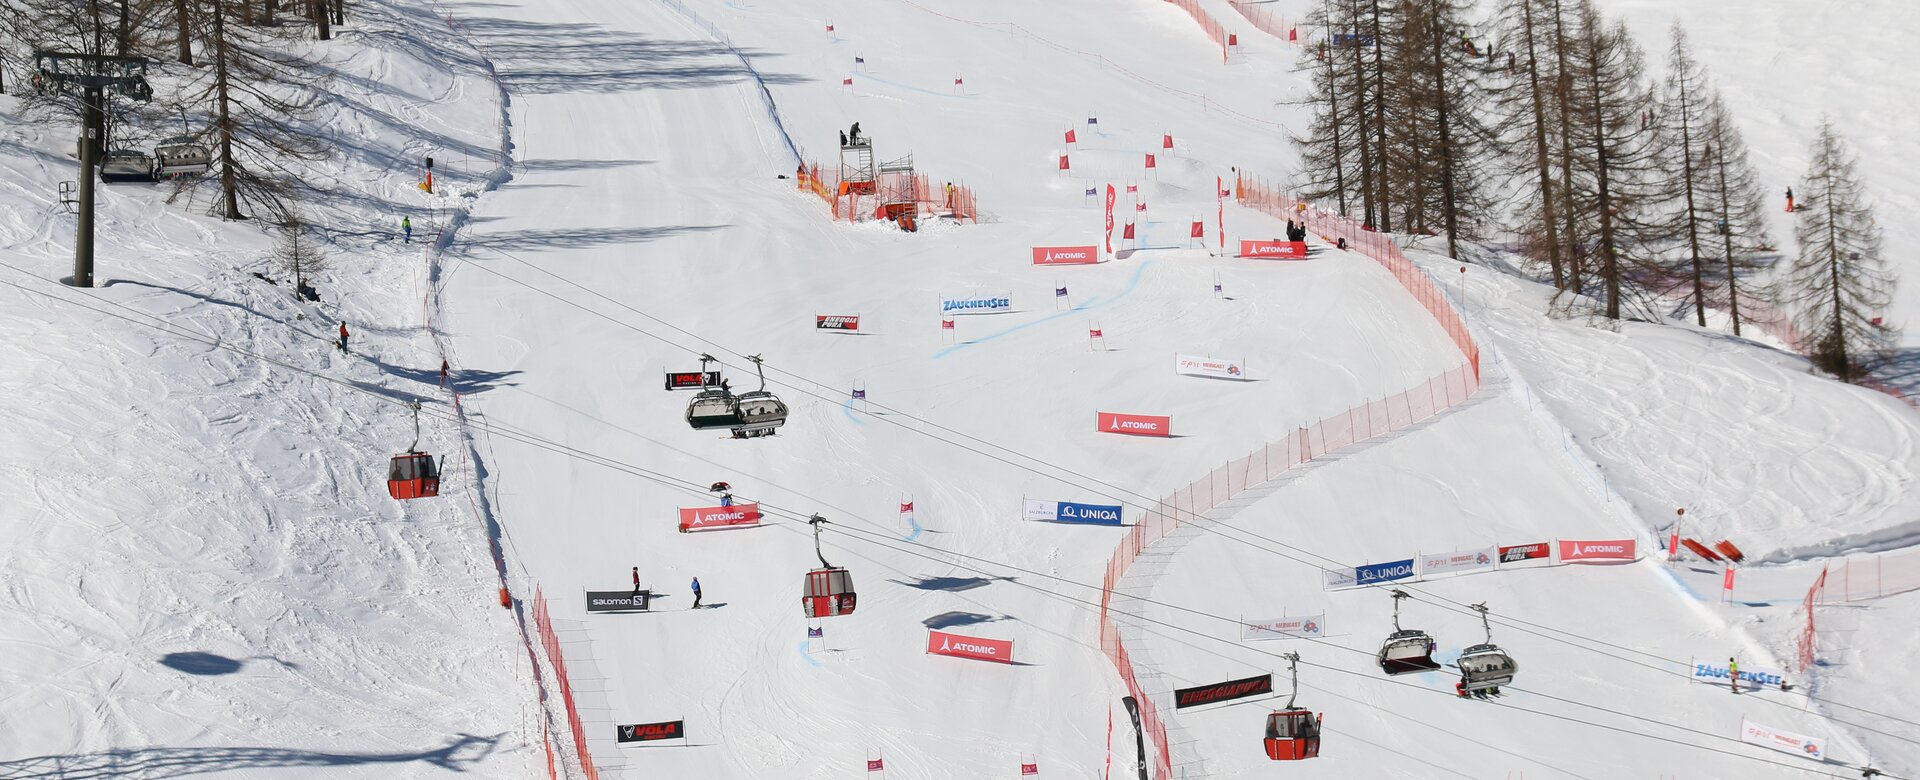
[99, 149, 156, 182]
[1264, 652, 1322, 761]
[1376, 589, 1441, 676]
[387, 400, 441, 500]
[154, 137, 212, 177]
[801, 515, 857, 618]
[729, 354, 788, 438]
[685, 354, 743, 430]
[1456, 603, 1518, 696]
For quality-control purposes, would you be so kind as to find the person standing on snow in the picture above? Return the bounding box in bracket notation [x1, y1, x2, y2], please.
[1728, 657, 1741, 694]
[631, 566, 642, 597]
[337, 322, 350, 353]
[401, 215, 412, 244]
[690, 577, 703, 609]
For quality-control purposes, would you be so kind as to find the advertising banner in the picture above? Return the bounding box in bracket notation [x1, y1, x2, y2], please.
[677, 503, 762, 532]
[816, 315, 861, 331]
[1354, 558, 1418, 586]
[1097, 411, 1172, 437]
[1032, 245, 1100, 265]
[1174, 354, 1248, 380]
[1056, 501, 1124, 526]
[1240, 614, 1326, 641]
[941, 293, 1013, 316]
[1690, 659, 1787, 691]
[1322, 568, 1357, 589]
[1239, 240, 1309, 259]
[615, 720, 684, 744]
[1498, 542, 1552, 564]
[1558, 539, 1637, 562]
[1739, 718, 1826, 761]
[586, 590, 650, 613]
[927, 629, 1014, 663]
[1023, 499, 1059, 522]
[664, 370, 722, 390]
[1419, 547, 1497, 577]
[1173, 673, 1273, 709]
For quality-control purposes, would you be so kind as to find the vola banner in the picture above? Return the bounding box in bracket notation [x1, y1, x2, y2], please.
[1097, 411, 1171, 437]
[1238, 240, 1308, 259]
[615, 720, 684, 744]
[678, 504, 762, 532]
[1558, 539, 1637, 562]
[1174, 354, 1248, 380]
[926, 629, 1014, 663]
[1240, 614, 1326, 641]
[1418, 547, 1497, 577]
[1739, 718, 1826, 761]
[1031, 245, 1100, 265]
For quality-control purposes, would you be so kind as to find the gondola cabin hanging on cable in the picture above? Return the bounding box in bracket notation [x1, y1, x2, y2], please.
[1264, 652, 1322, 761]
[387, 400, 440, 500]
[1455, 602, 1518, 698]
[802, 515, 857, 618]
[1377, 589, 1441, 675]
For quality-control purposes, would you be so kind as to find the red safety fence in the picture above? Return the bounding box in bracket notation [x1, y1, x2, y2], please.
[1796, 567, 1824, 672]
[796, 162, 978, 225]
[1162, 0, 1232, 62]
[534, 588, 599, 780]
[1226, 0, 1299, 45]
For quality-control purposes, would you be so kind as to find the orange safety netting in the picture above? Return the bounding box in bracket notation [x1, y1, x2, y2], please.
[1163, 0, 1231, 63]
[534, 589, 599, 780]
[797, 162, 977, 225]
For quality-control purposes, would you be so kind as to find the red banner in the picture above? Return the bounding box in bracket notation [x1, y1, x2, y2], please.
[1498, 542, 1550, 563]
[816, 315, 861, 331]
[1558, 539, 1637, 562]
[1104, 184, 1116, 254]
[1238, 240, 1308, 259]
[1097, 411, 1171, 437]
[678, 504, 762, 532]
[1032, 245, 1099, 265]
[927, 629, 1014, 663]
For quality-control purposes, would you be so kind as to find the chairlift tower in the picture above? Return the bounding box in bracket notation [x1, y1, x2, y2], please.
[33, 49, 153, 288]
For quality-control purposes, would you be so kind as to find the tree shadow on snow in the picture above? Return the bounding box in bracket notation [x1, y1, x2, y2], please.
[0, 733, 505, 779]
[463, 224, 726, 253]
[157, 651, 298, 676]
[1869, 347, 1920, 400]
[921, 611, 1012, 630]
[456, 16, 810, 95]
[889, 575, 1009, 592]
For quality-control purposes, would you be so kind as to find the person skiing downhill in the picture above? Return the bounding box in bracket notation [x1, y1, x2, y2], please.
[690, 577, 703, 609]
[1728, 657, 1740, 694]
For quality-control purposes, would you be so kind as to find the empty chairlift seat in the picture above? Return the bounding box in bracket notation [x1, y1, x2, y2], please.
[99, 150, 155, 182]
[153, 138, 212, 177]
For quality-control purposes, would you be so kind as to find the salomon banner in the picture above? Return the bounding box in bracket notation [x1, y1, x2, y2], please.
[1419, 547, 1497, 577]
[1240, 614, 1326, 641]
[1097, 411, 1171, 437]
[1690, 659, 1787, 691]
[1499, 542, 1552, 563]
[1032, 245, 1100, 265]
[1173, 673, 1273, 709]
[1238, 240, 1308, 260]
[941, 293, 1013, 316]
[1354, 558, 1417, 586]
[926, 629, 1014, 663]
[1057, 501, 1124, 526]
[586, 591, 650, 613]
[816, 315, 861, 331]
[664, 370, 722, 390]
[1739, 718, 1826, 761]
[615, 719, 684, 744]
[1558, 539, 1637, 562]
[678, 504, 762, 532]
[1174, 354, 1248, 380]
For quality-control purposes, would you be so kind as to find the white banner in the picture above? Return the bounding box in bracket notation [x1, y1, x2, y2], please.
[1241, 614, 1326, 641]
[1022, 499, 1058, 522]
[942, 292, 1012, 316]
[1174, 354, 1248, 380]
[1321, 568, 1357, 589]
[1419, 546, 1497, 577]
[1739, 717, 1827, 761]
[1689, 659, 1787, 691]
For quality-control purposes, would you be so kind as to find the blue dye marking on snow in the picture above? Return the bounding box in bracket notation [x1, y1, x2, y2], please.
[932, 258, 1154, 359]
[853, 73, 973, 99]
[840, 396, 867, 425]
[797, 641, 822, 668]
[903, 515, 923, 542]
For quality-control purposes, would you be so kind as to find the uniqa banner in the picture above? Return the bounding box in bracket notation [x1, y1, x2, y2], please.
[1031, 245, 1100, 265]
[1558, 539, 1637, 562]
[1690, 659, 1787, 690]
[1097, 411, 1171, 437]
[941, 292, 1013, 315]
[1022, 499, 1123, 525]
[1354, 558, 1417, 586]
[927, 629, 1014, 663]
[678, 503, 761, 532]
[1173, 673, 1273, 709]
[1240, 614, 1326, 641]
[1174, 354, 1248, 380]
[1238, 239, 1308, 260]
[1419, 547, 1496, 577]
[1739, 717, 1826, 761]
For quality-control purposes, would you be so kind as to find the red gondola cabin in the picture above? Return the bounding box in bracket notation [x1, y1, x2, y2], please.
[1264, 709, 1322, 760]
[802, 567, 856, 618]
[387, 452, 440, 500]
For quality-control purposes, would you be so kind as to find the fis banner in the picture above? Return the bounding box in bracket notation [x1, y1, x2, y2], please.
[1238, 240, 1309, 260]
[1499, 542, 1552, 563]
[664, 370, 722, 390]
[941, 293, 1013, 315]
[678, 504, 762, 532]
[1097, 411, 1171, 437]
[586, 590, 650, 613]
[615, 719, 684, 744]
[1419, 547, 1497, 577]
[1023, 499, 1123, 525]
[1241, 614, 1326, 641]
[1740, 718, 1826, 761]
[1558, 539, 1637, 562]
[816, 314, 861, 331]
[1174, 354, 1247, 380]
[1690, 659, 1787, 690]
[927, 629, 1014, 663]
[1354, 558, 1417, 586]
[1173, 673, 1273, 709]
[1032, 245, 1100, 265]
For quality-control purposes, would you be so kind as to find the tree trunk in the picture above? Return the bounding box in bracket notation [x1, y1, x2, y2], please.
[1429, 7, 1461, 259]
[213, 1, 243, 219]
[1551, 0, 1583, 294]
[1584, 20, 1621, 319]
[1367, 0, 1392, 232]
[1677, 74, 1706, 326]
[314, 0, 331, 40]
[1824, 170, 1848, 380]
[1714, 144, 1741, 336]
[175, 0, 194, 65]
[1521, 0, 1565, 288]
[1324, 37, 1350, 217]
[1345, 4, 1379, 229]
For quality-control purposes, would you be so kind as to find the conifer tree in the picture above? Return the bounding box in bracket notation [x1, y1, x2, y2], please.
[1786, 122, 1895, 380]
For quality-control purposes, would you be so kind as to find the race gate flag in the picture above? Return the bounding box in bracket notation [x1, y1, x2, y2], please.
[1558, 539, 1637, 562]
[1032, 245, 1100, 265]
[1740, 717, 1827, 761]
[1174, 354, 1247, 380]
[1499, 542, 1551, 564]
[615, 719, 684, 744]
[942, 292, 1013, 315]
[1691, 659, 1786, 691]
[1097, 411, 1171, 437]
[664, 370, 722, 390]
[1173, 673, 1273, 709]
[678, 503, 762, 532]
[816, 314, 861, 331]
[1354, 558, 1417, 586]
[1022, 499, 1123, 525]
[1021, 761, 1038, 776]
[1238, 239, 1309, 260]
[1241, 614, 1326, 641]
[1418, 546, 1497, 577]
[927, 629, 1014, 663]
[867, 758, 884, 771]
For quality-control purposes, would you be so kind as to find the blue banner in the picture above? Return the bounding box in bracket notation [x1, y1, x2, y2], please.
[1354, 558, 1416, 586]
[1056, 501, 1124, 526]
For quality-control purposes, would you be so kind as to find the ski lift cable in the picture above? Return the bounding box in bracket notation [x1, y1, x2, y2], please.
[9, 271, 1914, 764]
